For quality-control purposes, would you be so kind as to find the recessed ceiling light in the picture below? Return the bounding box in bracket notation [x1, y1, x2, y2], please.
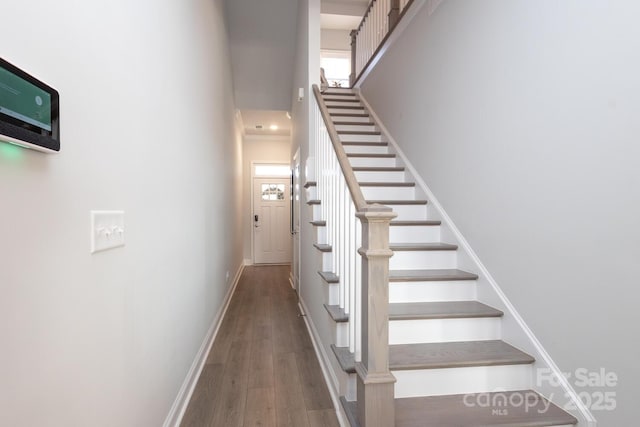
[286, 112, 291, 119]
[270, 124, 278, 131]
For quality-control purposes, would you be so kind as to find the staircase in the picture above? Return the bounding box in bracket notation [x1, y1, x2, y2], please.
[307, 87, 579, 427]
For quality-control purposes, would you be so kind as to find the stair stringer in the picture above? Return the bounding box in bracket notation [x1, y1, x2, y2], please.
[357, 90, 597, 427]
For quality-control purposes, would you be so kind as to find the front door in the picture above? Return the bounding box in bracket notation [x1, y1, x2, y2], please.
[253, 177, 292, 264]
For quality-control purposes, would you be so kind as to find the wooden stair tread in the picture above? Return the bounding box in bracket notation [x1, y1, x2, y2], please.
[341, 391, 578, 427]
[310, 220, 326, 226]
[389, 269, 478, 281]
[391, 220, 441, 226]
[333, 340, 534, 373]
[347, 153, 395, 158]
[338, 130, 381, 135]
[303, 181, 317, 188]
[341, 141, 388, 146]
[359, 181, 414, 187]
[323, 98, 361, 102]
[390, 242, 458, 251]
[331, 345, 356, 374]
[318, 271, 339, 283]
[389, 340, 534, 370]
[324, 304, 348, 322]
[389, 301, 503, 320]
[313, 243, 332, 252]
[327, 105, 365, 110]
[306, 199, 321, 205]
[330, 112, 370, 117]
[333, 121, 374, 126]
[322, 91, 356, 96]
[366, 199, 427, 205]
[353, 166, 405, 172]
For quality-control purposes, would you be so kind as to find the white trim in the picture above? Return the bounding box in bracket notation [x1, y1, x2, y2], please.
[163, 262, 245, 427]
[298, 299, 349, 427]
[357, 91, 597, 427]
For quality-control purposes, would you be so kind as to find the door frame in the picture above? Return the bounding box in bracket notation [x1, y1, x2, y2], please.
[250, 162, 292, 265]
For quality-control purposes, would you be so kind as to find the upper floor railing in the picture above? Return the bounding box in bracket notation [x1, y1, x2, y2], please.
[350, 0, 414, 86]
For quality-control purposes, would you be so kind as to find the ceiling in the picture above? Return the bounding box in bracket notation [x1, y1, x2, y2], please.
[226, 0, 367, 138]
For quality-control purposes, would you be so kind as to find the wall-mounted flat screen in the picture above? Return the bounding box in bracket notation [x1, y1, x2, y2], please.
[0, 57, 60, 153]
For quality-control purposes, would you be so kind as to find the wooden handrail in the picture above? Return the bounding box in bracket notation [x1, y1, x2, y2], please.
[312, 85, 391, 214]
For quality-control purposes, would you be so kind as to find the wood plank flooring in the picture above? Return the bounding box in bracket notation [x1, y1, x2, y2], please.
[181, 265, 339, 427]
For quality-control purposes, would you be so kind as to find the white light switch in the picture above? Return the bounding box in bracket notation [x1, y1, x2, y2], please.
[91, 210, 125, 253]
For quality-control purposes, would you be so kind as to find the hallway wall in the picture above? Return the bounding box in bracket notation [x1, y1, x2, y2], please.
[0, 0, 244, 426]
[360, 1, 640, 425]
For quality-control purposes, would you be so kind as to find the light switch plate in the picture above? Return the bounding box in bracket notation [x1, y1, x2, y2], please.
[91, 210, 125, 253]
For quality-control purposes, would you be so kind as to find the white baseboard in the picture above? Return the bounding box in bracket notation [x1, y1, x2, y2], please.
[243, 258, 253, 266]
[163, 262, 245, 427]
[298, 298, 349, 427]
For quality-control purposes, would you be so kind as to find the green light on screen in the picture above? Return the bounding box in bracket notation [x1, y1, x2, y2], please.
[0, 140, 24, 161]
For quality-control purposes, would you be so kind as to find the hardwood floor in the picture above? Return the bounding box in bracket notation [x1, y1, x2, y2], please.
[181, 265, 339, 427]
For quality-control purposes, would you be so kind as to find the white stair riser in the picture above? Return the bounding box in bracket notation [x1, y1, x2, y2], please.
[323, 93, 357, 99]
[389, 280, 477, 303]
[342, 144, 389, 155]
[328, 107, 367, 115]
[354, 170, 406, 182]
[305, 186, 317, 201]
[333, 115, 371, 123]
[335, 322, 349, 347]
[390, 225, 441, 243]
[325, 101, 363, 108]
[361, 186, 415, 200]
[319, 251, 332, 271]
[339, 133, 383, 143]
[334, 124, 376, 132]
[346, 375, 357, 402]
[394, 365, 533, 398]
[389, 317, 502, 345]
[390, 250, 457, 270]
[314, 226, 326, 243]
[312, 204, 322, 220]
[348, 156, 397, 167]
[326, 282, 340, 305]
[386, 204, 428, 221]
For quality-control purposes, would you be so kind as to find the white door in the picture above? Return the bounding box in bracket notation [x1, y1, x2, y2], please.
[253, 177, 292, 264]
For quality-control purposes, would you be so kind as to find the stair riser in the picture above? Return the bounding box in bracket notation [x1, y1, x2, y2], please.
[326, 282, 340, 306]
[334, 124, 376, 132]
[322, 93, 356, 99]
[389, 280, 477, 303]
[334, 322, 349, 347]
[354, 170, 406, 182]
[390, 250, 457, 270]
[348, 156, 397, 167]
[314, 226, 326, 243]
[328, 107, 367, 115]
[331, 115, 371, 123]
[305, 187, 317, 201]
[319, 251, 332, 271]
[361, 186, 415, 200]
[342, 144, 389, 155]
[339, 134, 384, 143]
[325, 101, 363, 108]
[386, 204, 428, 221]
[394, 365, 533, 398]
[312, 204, 322, 220]
[389, 318, 501, 345]
[390, 225, 441, 243]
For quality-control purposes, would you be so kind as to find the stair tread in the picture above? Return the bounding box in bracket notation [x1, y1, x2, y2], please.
[366, 199, 427, 205]
[338, 130, 381, 135]
[333, 340, 534, 373]
[333, 121, 374, 126]
[347, 153, 395, 158]
[330, 113, 370, 117]
[303, 181, 317, 188]
[307, 199, 321, 205]
[327, 105, 365, 110]
[323, 98, 361, 102]
[324, 304, 348, 322]
[313, 243, 332, 252]
[318, 271, 339, 283]
[391, 220, 441, 226]
[389, 269, 478, 281]
[341, 391, 578, 427]
[359, 181, 415, 187]
[341, 141, 388, 146]
[389, 301, 503, 320]
[310, 220, 326, 226]
[353, 166, 405, 172]
[390, 242, 458, 251]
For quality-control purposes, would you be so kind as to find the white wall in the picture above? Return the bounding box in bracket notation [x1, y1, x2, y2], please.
[360, 1, 639, 425]
[321, 29, 351, 51]
[242, 135, 291, 262]
[0, 0, 244, 426]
